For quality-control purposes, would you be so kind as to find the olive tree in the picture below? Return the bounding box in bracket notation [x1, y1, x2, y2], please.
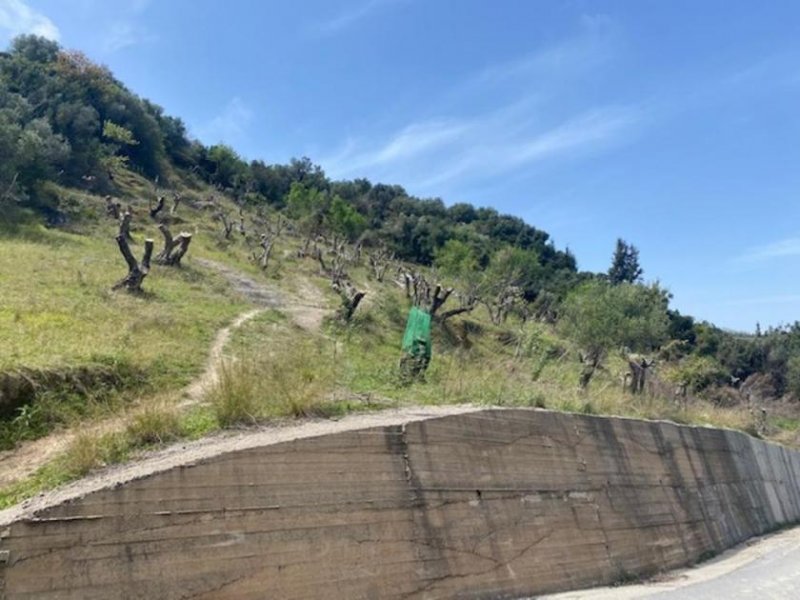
[559, 280, 669, 387]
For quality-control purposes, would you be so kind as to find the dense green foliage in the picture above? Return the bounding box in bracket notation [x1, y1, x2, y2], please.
[3, 34, 800, 403]
[559, 281, 669, 360]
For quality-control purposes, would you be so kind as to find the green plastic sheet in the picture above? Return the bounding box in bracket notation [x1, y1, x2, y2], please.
[401, 306, 432, 361]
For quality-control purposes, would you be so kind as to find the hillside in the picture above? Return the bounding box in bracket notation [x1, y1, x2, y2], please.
[1, 34, 800, 507]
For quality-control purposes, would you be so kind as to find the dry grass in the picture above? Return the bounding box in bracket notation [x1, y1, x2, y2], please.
[207, 337, 337, 427]
[125, 402, 184, 446]
[60, 431, 129, 479]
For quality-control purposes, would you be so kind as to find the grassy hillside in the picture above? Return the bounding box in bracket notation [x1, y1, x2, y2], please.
[2, 34, 800, 509]
[1, 173, 798, 507]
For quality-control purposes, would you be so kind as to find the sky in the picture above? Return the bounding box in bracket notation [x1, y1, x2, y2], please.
[2, 0, 799, 332]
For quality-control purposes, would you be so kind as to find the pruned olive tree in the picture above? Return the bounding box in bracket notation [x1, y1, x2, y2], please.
[113, 235, 154, 292]
[155, 223, 192, 266]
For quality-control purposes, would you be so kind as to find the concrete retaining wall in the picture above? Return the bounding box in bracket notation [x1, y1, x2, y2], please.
[1, 409, 800, 599]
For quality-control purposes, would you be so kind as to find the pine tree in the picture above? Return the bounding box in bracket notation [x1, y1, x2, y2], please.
[608, 238, 643, 285]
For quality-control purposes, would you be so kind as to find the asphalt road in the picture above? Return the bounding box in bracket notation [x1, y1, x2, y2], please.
[538, 525, 800, 600]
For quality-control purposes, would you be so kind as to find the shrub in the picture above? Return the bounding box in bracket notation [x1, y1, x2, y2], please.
[207, 360, 261, 427]
[672, 355, 729, 392]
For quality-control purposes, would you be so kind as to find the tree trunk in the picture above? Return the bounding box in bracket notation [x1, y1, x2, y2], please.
[105, 196, 120, 219]
[156, 224, 192, 266]
[332, 276, 365, 322]
[170, 194, 182, 215]
[118, 208, 133, 241]
[579, 351, 603, 388]
[149, 196, 165, 220]
[113, 235, 154, 292]
[483, 286, 521, 325]
[216, 211, 234, 239]
[402, 271, 462, 320]
[626, 356, 653, 395]
[253, 234, 274, 271]
[368, 250, 393, 282]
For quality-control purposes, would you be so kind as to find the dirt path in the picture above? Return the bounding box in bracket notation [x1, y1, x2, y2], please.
[181, 308, 264, 403]
[0, 259, 330, 489]
[0, 404, 484, 526]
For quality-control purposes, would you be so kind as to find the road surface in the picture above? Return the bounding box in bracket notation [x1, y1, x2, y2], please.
[538, 525, 800, 600]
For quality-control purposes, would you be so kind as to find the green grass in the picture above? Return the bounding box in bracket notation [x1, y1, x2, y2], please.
[0, 404, 221, 509]
[0, 231, 246, 376]
[0, 175, 260, 449]
[125, 402, 184, 446]
[0, 170, 797, 509]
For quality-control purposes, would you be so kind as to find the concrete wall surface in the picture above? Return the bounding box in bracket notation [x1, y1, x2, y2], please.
[1, 409, 800, 599]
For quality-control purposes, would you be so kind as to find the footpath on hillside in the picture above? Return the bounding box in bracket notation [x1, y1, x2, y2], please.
[0, 258, 329, 489]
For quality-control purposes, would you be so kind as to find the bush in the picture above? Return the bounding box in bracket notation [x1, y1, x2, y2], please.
[207, 360, 261, 427]
[671, 355, 728, 392]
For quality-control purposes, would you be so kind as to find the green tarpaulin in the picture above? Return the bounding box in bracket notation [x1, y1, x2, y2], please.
[402, 306, 432, 361]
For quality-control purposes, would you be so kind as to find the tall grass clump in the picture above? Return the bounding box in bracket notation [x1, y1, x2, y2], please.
[206, 360, 262, 427]
[60, 431, 129, 479]
[125, 402, 184, 446]
[207, 339, 336, 427]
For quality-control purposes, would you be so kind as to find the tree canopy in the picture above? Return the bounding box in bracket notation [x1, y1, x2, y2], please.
[608, 238, 643, 285]
[559, 281, 669, 361]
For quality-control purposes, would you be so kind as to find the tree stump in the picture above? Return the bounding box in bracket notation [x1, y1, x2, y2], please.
[626, 355, 654, 394]
[113, 235, 153, 292]
[155, 224, 192, 266]
[368, 246, 394, 282]
[170, 193, 182, 215]
[332, 276, 366, 322]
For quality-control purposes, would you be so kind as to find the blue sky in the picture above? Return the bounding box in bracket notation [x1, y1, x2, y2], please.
[2, 0, 799, 332]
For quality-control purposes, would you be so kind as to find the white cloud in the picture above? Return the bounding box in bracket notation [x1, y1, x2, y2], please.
[320, 102, 640, 192]
[102, 22, 155, 53]
[317, 16, 635, 192]
[0, 0, 59, 41]
[736, 237, 800, 264]
[312, 0, 403, 36]
[196, 97, 254, 145]
[327, 120, 467, 174]
[469, 14, 618, 89]
[422, 106, 639, 189]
